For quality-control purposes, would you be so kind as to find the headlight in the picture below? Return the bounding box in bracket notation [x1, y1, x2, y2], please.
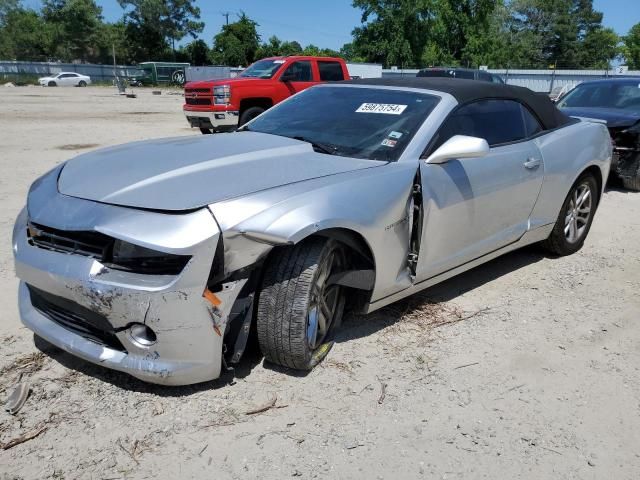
[213, 85, 231, 105]
[108, 239, 191, 275]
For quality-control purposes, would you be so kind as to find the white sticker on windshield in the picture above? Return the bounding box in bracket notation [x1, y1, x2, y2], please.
[273, 60, 286, 64]
[356, 103, 408, 115]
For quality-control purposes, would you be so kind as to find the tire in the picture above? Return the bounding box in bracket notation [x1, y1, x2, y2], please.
[200, 128, 213, 135]
[542, 173, 599, 256]
[239, 106, 265, 126]
[257, 237, 346, 371]
[48, 81, 56, 87]
[621, 175, 640, 192]
[78, 80, 87, 87]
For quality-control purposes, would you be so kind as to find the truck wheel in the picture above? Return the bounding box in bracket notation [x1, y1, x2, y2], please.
[257, 237, 345, 371]
[542, 172, 598, 256]
[621, 175, 640, 191]
[239, 106, 264, 126]
[48, 81, 57, 87]
[199, 128, 213, 135]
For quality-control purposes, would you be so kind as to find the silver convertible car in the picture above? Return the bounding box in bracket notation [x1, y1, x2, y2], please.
[13, 78, 611, 385]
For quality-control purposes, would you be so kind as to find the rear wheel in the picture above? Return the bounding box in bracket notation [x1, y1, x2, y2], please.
[257, 238, 345, 370]
[78, 80, 87, 87]
[239, 106, 265, 126]
[542, 173, 598, 256]
[621, 175, 640, 192]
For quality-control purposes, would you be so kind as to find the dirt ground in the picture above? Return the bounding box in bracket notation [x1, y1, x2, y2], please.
[0, 86, 639, 480]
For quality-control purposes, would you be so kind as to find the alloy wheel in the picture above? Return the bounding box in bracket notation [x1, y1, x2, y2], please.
[306, 250, 342, 350]
[564, 182, 592, 244]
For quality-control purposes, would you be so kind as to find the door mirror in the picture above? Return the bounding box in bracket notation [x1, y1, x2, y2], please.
[425, 135, 490, 164]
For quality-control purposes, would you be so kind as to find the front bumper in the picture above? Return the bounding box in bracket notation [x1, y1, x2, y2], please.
[12, 169, 245, 385]
[183, 109, 239, 131]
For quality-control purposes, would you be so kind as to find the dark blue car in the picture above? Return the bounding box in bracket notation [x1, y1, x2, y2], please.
[558, 78, 640, 191]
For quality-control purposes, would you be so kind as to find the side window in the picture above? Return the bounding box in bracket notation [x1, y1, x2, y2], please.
[282, 61, 313, 82]
[318, 61, 344, 81]
[521, 105, 543, 137]
[433, 99, 527, 149]
[455, 70, 475, 80]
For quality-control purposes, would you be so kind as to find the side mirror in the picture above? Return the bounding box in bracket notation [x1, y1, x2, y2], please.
[425, 135, 490, 164]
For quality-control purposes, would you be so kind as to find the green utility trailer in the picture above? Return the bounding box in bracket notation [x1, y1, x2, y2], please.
[129, 62, 190, 86]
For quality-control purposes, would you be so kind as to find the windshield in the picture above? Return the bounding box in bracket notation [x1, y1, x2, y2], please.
[558, 82, 640, 113]
[239, 59, 285, 79]
[244, 86, 439, 161]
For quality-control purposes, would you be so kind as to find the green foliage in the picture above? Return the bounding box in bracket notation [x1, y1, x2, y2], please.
[349, 0, 620, 69]
[210, 13, 260, 67]
[0, 0, 627, 70]
[179, 39, 209, 65]
[118, 0, 203, 59]
[0, 6, 52, 60]
[42, 0, 104, 62]
[622, 23, 640, 69]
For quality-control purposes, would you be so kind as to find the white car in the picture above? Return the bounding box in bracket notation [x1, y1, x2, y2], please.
[38, 72, 91, 87]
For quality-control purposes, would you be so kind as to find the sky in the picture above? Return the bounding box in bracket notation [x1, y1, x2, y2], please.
[22, 0, 640, 51]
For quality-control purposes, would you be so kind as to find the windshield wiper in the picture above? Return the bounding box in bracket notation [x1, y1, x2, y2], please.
[292, 136, 338, 155]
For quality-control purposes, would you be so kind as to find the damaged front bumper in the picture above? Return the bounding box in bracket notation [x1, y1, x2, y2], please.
[12, 170, 250, 386]
[610, 125, 640, 181]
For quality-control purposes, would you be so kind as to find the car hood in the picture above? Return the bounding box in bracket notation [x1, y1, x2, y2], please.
[57, 132, 383, 211]
[185, 77, 269, 89]
[560, 107, 640, 128]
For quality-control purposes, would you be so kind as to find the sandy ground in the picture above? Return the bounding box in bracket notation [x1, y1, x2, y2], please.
[0, 86, 639, 480]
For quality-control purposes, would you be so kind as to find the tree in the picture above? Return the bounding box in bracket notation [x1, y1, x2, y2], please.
[0, 6, 52, 60]
[505, 0, 617, 68]
[182, 39, 209, 65]
[622, 23, 640, 69]
[350, 0, 499, 68]
[118, 0, 203, 60]
[210, 13, 260, 66]
[0, 0, 19, 24]
[42, 0, 103, 62]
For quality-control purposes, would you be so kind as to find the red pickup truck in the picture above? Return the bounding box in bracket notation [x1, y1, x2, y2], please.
[183, 56, 350, 134]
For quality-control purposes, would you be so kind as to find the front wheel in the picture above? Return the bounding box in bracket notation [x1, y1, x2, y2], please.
[239, 106, 265, 126]
[48, 81, 56, 87]
[257, 238, 345, 371]
[199, 128, 213, 135]
[542, 173, 598, 256]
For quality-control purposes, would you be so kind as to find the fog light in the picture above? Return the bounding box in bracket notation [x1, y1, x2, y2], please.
[129, 323, 157, 346]
[214, 113, 226, 120]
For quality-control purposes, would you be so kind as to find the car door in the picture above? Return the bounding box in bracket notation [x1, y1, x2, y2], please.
[59, 73, 75, 86]
[277, 60, 316, 97]
[416, 99, 545, 281]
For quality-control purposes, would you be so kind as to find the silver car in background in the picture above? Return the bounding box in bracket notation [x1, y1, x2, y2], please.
[13, 78, 612, 385]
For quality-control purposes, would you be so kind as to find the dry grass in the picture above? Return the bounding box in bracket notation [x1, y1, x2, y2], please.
[0, 352, 46, 393]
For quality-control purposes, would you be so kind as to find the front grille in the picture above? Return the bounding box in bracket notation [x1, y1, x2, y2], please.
[185, 88, 210, 93]
[28, 222, 112, 258]
[185, 97, 212, 105]
[28, 285, 126, 352]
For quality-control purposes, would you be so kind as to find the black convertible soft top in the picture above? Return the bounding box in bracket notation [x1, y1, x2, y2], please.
[344, 77, 572, 130]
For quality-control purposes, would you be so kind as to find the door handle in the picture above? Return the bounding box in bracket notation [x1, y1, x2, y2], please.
[523, 158, 541, 169]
